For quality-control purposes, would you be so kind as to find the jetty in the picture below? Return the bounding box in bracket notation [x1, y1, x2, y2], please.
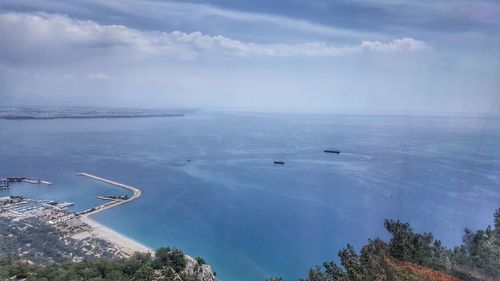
[0, 177, 53, 186]
[43, 201, 75, 211]
[97, 195, 130, 201]
[76, 173, 142, 216]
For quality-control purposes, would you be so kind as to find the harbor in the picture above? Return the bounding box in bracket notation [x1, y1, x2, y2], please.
[76, 172, 142, 216]
[1, 172, 143, 224]
[0, 173, 150, 256]
[73, 173, 150, 255]
[0, 177, 53, 189]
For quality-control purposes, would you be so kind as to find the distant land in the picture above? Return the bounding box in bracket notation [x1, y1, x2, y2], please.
[0, 107, 196, 120]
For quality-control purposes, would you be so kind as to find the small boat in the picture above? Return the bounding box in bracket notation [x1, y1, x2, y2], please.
[274, 161, 285, 165]
[324, 149, 340, 154]
[58, 202, 74, 208]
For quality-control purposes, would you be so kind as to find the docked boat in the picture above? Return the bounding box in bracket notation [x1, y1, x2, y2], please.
[0, 180, 10, 189]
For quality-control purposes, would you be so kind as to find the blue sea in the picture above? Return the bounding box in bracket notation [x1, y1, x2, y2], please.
[1, 112, 499, 281]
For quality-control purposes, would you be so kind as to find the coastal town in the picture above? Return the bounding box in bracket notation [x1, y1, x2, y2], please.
[0, 173, 150, 258]
[0, 173, 217, 281]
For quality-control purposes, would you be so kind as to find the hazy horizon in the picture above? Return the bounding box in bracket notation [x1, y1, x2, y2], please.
[2, 106, 500, 118]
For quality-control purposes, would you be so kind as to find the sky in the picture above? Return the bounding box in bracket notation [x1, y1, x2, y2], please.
[0, 0, 499, 114]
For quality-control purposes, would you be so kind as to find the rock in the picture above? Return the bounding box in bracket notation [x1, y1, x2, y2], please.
[183, 255, 217, 281]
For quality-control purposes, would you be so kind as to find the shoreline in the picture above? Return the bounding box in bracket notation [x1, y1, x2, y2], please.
[73, 173, 152, 256]
[78, 216, 153, 256]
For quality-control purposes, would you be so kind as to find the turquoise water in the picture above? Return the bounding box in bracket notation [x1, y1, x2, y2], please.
[1, 112, 499, 280]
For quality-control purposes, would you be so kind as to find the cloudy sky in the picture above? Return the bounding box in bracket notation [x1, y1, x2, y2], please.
[0, 0, 499, 114]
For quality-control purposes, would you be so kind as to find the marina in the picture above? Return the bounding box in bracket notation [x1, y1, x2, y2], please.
[0, 196, 73, 220]
[1, 173, 143, 228]
[0, 173, 150, 257]
[0, 177, 53, 186]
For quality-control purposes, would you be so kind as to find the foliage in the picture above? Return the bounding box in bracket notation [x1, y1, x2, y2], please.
[450, 209, 500, 280]
[384, 219, 450, 273]
[271, 208, 500, 281]
[0, 247, 198, 281]
[385, 258, 461, 281]
[195, 257, 206, 265]
[152, 247, 186, 273]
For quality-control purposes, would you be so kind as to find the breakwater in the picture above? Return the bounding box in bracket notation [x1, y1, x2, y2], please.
[76, 173, 142, 216]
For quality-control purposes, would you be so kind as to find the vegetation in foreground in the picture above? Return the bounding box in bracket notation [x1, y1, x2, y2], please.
[0, 247, 210, 281]
[2, 210, 499, 281]
[267, 209, 500, 281]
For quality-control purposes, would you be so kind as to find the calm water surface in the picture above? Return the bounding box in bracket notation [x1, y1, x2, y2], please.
[1, 112, 499, 281]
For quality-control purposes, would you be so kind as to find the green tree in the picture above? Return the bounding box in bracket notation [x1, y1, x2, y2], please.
[195, 257, 206, 265]
[450, 209, 500, 280]
[359, 238, 389, 281]
[153, 247, 187, 273]
[384, 219, 449, 272]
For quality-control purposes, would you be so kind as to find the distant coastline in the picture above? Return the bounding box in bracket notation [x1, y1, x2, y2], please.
[1, 114, 184, 120]
[0, 107, 195, 120]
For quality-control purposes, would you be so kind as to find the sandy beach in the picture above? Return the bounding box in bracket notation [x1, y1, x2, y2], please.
[78, 216, 153, 256]
[72, 173, 152, 256]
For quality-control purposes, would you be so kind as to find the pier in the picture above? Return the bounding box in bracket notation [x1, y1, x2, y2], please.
[76, 173, 142, 216]
[0, 177, 53, 186]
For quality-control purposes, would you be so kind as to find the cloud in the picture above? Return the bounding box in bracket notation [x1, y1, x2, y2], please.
[360, 38, 429, 52]
[0, 0, 383, 39]
[0, 12, 429, 64]
[87, 0, 381, 39]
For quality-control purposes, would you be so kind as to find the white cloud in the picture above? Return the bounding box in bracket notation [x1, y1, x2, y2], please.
[0, 12, 429, 64]
[360, 38, 430, 52]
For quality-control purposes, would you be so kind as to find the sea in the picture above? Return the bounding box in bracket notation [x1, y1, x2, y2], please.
[1, 111, 499, 281]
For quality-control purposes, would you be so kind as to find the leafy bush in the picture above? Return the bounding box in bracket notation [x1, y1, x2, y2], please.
[152, 247, 186, 273]
[269, 208, 500, 281]
[0, 249, 194, 281]
[195, 257, 206, 265]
